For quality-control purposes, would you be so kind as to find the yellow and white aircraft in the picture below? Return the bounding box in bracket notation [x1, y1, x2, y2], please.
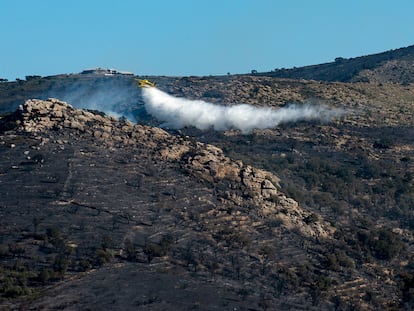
[136, 79, 156, 88]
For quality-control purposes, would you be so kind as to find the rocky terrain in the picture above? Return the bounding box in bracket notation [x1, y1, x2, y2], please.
[0, 99, 340, 310]
[0, 45, 414, 310]
[0, 94, 411, 310]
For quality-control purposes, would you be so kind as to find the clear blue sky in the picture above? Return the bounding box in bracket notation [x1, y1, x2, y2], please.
[1, 0, 413, 80]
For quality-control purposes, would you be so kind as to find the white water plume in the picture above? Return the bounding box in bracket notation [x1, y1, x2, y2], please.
[142, 87, 344, 133]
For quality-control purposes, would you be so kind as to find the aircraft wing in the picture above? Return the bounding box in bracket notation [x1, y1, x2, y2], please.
[136, 79, 156, 88]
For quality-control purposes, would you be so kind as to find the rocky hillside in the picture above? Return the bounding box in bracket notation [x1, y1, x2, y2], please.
[258, 44, 414, 83]
[1, 97, 412, 310]
[168, 75, 414, 309]
[0, 99, 342, 310]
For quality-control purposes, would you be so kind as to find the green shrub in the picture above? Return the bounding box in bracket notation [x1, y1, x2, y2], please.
[78, 259, 92, 271]
[1, 277, 31, 298]
[53, 254, 68, 276]
[38, 268, 53, 284]
[94, 249, 113, 266]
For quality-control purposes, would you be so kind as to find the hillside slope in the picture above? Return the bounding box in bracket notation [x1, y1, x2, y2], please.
[259, 44, 414, 83]
[1, 98, 412, 310]
[0, 99, 336, 310]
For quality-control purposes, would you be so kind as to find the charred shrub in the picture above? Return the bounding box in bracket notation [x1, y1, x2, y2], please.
[203, 89, 224, 99]
[373, 138, 393, 149]
[356, 228, 404, 260]
[143, 242, 164, 263]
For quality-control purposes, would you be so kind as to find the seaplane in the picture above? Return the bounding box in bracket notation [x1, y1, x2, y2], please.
[136, 79, 156, 88]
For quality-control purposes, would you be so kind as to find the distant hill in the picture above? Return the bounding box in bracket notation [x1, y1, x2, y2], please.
[259, 44, 414, 83]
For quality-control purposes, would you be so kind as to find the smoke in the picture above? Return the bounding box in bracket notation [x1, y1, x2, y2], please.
[43, 77, 345, 132]
[142, 87, 344, 133]
[44, 78, 140, 121]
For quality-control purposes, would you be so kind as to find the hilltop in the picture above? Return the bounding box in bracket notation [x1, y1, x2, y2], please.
[1, 44, 414, 113]
[258, 44, 414, 83]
